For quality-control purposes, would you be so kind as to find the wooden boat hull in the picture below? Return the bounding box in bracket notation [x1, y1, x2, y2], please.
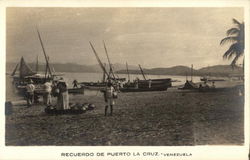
[68, 87, 84, 94]
[16, 85, 84, 95]
[179, 85, 243, 93]
[120, 86, 168, 92]
[82, 86, 106, 91]
[121, 78, 171, 92]
[200, 77, 226, 82]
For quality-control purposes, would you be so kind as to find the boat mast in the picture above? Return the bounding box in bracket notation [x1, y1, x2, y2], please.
[36, 55, 39, 73]
[89, 42, 109, 78]
[138, 64, 147, 80]
[103, 40, 116, 80]
[102, 63, 106, 82]
[45, 56, 50, 80]
[126, 62, 130, 81]
[36, 28, 53, 80]
[185, 71, 187, 81]
[191, 64, 193, 82]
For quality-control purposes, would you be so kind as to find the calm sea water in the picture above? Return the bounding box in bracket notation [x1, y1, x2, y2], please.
[6, 72, 201, 101]
[60, 72, 201, 87]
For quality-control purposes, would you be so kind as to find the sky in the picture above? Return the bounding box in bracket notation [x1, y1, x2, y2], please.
[6, 7, 244, 69]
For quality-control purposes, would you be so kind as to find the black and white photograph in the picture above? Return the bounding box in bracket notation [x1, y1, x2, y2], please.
[1, 1, 249, 160]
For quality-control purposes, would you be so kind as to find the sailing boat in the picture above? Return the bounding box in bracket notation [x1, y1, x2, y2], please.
[79, 41, 125, 90]
[10, 56, 53, 95]
[178, 64, 199, 90]
[36, 28, 84, 94]
[120, 64, 172, 92]
[11, 56, 37, 86]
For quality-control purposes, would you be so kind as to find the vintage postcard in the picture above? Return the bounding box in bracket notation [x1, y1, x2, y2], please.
[0, 0, 249, 160]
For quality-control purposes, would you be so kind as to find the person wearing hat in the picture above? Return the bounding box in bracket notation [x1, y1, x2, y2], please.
[26, 79, 35, 107]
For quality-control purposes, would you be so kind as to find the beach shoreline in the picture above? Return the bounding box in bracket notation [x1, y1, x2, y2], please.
[5, 88, 244, 146]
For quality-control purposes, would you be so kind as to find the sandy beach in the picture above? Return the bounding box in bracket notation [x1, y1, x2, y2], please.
[5, 88, 244, 146]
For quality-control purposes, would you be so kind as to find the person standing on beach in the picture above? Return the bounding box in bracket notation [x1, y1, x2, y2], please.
[56, 80, 70, 110]
[134, 78, 139, 89]
[26, 79, 35, 107]
[149, 79, 152, 88]
[43, 80, 52, 107]
[104, 80, 116, 116]
[72, 79, 78, 88]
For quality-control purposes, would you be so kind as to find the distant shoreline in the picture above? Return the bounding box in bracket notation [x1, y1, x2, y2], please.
[6, 62, 243, 77]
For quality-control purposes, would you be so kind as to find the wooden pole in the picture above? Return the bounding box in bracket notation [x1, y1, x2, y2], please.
[139, 64, 147, 80]
[103, 40, 116, 80]
[191, 64, 193, 82]
[126, 62, 130, 81]
[89, 42, 109, 78]
[36, 55, 39, 73]
[102, 63, 106, 82]
[36, 28, 53, 78]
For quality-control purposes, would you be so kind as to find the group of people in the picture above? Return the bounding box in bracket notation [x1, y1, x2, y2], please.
[25, 78, 118, 116]
[25, 78, 69, 110]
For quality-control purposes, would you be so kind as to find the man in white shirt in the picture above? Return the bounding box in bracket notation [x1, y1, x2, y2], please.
[26, 80, 35, 107]
[43, 80, 52, 107]
[104, 80, 116, 116]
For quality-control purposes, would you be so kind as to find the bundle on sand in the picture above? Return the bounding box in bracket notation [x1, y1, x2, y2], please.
[44, 103, 95, 115]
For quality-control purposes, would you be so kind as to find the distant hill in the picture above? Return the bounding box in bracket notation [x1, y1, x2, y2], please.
[6, 62, 138, 73]
[117, 65, 193, 75]
[196, 65, 243, 76]
[117, 65, 243, 77]
[6, 61, 243, 77]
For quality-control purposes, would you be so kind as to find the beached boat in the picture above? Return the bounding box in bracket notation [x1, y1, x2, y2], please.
[11, 30, 84, 95]
[178, 80, 198, 90]
[178, 79, 244, 93]
[198, 85, 243, 92]
[120, 63, 172, 92]
[80, 41, 127, 90]
[80, 82, 106, 90]
[120, 78, 172, 92]
[200, 76, 226, 82]
[10, 57, 52, 95]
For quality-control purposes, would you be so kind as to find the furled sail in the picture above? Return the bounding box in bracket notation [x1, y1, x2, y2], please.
[11, 63, 19, 76]
[19, 57, 36, 78]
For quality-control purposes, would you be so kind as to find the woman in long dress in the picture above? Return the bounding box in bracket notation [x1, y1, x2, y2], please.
[56, 81, 69, 110]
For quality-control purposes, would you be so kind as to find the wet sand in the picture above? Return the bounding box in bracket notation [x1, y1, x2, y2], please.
[5, 88, 244, 146]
